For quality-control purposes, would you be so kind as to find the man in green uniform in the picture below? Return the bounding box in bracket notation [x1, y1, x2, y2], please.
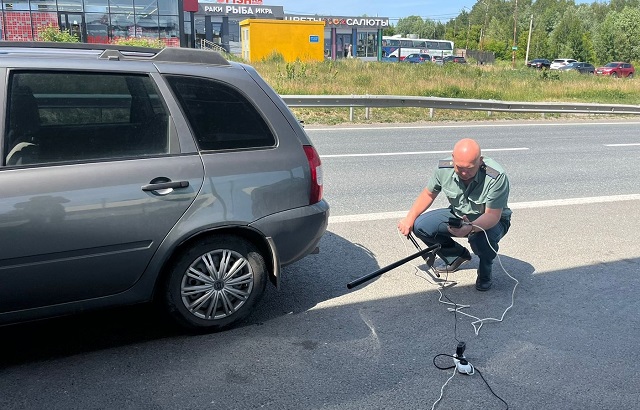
[398, 138, 511, 291]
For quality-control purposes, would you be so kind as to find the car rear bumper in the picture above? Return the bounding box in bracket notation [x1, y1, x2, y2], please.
[250, 199, 329, 267]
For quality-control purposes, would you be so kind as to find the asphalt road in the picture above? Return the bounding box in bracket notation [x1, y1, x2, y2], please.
[310, 119, 640, 215]
[1, 119, 639, 410]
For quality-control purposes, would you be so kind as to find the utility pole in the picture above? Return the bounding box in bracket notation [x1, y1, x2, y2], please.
[466, 15, 471, 50]
[481, 0, 489, 51]
[525, 14, 533, 65]
[511, 0, 518, 68]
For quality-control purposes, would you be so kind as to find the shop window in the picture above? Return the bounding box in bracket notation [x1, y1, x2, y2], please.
[30, 0, 57, 11]
[158, 0, 178, 15]
[57, 0, 83, 12]
[84, 0, 109, 13]
[108, 0, 133, 14]
[158, 15, 178, 39]
[4, 0, 29, 11]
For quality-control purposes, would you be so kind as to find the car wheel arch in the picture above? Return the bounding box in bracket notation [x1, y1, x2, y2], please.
[160, 233, 269, 332]
[153, 226, 277, 302]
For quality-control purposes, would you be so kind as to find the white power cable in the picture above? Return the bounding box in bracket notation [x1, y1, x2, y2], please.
[430, 366, 457, 410]
[396, 223, 518, 336]
[446, 224, 519, 335]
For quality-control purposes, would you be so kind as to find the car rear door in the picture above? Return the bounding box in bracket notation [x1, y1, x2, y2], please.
[0, 68, 204, 313]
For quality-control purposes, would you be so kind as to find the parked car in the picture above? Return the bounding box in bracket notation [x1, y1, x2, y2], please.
[404, 53, 431, 63]
[558, 62, 595, 74]
[550, 58, 577, 70]
[443, 55, 467, 64]
[526, 58, 551, 69]
[595, 62, 635, 78]
[0, 43, 329, 332]
[431, 55, 444, 65]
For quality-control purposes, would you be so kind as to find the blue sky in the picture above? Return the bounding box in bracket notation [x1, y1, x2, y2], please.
[268, 0, 492, 22]
[267, 0, 592, 23]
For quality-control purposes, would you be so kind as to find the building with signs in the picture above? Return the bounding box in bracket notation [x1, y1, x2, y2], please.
[0, 0, 389, 61]
[284, 15, 389, 60]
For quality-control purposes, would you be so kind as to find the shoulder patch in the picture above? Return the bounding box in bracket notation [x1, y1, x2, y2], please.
[482, 163, 500, 179]
[438, 160, 454, 168]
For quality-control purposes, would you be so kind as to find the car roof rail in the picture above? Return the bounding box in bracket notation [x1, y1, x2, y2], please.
[0, 41, 230, 66]
[99, 47, 230, 65]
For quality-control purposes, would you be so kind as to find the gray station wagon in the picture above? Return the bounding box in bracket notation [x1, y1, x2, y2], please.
[0, 43, 329, 332]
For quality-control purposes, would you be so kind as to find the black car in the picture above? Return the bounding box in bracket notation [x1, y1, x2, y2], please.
[559, 62, 595, 74]
[443, 55, 467, 64]
[526, 58, 551, 69]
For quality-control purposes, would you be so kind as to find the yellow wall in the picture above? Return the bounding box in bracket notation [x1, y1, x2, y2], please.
[240, 19, 325, 63]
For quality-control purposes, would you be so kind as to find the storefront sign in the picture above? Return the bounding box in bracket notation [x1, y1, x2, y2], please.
[216, 0, 263, 3]
[284, 15, 389, 28]
[203, 4, 283, 18]
[184, 0, 199, 12]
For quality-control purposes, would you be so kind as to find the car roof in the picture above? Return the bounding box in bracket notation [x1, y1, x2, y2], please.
[0, 42, 230, 66]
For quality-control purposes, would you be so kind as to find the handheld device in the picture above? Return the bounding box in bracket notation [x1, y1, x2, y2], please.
[448, 217, 464, 228]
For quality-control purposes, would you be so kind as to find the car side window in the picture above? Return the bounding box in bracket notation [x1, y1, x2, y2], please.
[165, 75, 275, 151]
[4, 71, 170, 166]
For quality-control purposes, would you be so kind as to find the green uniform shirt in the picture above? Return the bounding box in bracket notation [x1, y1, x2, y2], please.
[426, 156, 512, 222]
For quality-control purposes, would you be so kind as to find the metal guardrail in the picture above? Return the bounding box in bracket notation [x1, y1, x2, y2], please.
[280, 95, 640, 116]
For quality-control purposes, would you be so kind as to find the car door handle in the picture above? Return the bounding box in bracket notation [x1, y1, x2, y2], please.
[141, 180, 190, 191]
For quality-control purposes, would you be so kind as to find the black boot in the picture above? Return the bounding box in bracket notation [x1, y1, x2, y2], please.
[475, 270, 492, 291]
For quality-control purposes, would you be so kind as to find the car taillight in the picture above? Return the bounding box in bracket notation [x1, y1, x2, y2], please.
[303, 145, 323, 204]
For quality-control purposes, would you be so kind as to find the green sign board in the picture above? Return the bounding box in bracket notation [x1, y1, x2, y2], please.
[512, 46, 518, 50]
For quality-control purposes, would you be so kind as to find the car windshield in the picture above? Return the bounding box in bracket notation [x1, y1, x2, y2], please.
[565, 63, 577, 67]
[604, 63, 618, 67]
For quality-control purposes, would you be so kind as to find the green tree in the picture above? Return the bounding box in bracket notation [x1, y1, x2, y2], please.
[613, 6, 640, 62]
[594, 12, 617, 63]
[396, 15, 426, 37]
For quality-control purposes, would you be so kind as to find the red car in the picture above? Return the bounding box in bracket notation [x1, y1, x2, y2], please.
[595, 62, 635, 78]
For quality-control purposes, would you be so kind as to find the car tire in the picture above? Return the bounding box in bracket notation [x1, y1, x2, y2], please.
[628, 73, 634, 79]
[612, 72, 618, 78]
[163, 236, 267, 332]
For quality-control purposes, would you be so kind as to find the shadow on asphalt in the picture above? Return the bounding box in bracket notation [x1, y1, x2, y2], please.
[1, 252, 638, 408]
[0, 226, 549, 371]
[0, 230, 379, 368]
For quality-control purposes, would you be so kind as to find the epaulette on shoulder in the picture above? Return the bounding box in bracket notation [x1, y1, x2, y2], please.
[482, 163, 500, 179]
[438, 160, 454, 168]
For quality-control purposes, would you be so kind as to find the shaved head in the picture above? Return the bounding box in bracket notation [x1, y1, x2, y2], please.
[453, 138, 481, 162]
[452, 138, 483, 182]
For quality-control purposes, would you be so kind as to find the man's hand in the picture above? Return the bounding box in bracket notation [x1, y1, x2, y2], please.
[448, 215, 473, 237]
[398, 218, 413, 236]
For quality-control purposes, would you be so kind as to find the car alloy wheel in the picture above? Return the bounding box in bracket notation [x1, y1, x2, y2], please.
[181, 248, 254, 320]
[164, 236, 267, 331]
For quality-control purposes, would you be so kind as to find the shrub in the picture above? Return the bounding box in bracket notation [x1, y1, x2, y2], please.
[112, 37, 165, 48]
[37, 24, 79, 43]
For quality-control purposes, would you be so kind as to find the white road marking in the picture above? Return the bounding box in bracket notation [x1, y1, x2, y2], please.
[604, 143, 640, 147]
[329, 194, 640, 223]
[306, 121, 640, 132]
[322, 147, 528, 158]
